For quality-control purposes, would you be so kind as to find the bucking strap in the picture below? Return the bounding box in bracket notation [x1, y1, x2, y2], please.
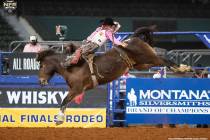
[113, 47, 135, 69]
[85, 54, 98, 87]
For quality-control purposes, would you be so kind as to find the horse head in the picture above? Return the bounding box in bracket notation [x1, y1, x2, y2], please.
[36, 49, 60, 86]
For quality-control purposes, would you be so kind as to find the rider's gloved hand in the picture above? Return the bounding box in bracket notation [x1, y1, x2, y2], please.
[121, 42, 128, 48]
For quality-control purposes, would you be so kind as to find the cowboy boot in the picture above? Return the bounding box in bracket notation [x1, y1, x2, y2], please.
[70, 48, 82, 64]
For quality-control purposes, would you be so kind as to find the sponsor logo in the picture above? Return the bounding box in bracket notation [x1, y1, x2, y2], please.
[8, 53, 40, 75]
[127, 89, 210, 109]
[139, 89, 210, 100]
[12, 58, 40, 71]
[3, 0, 17, 14]
[0, 108, 106, 128]
[127, 88, 137, 106]
[0, 88, 71, 107]
[126, 107, 210, 114]
[126, 78, 210, 124]
[134, 89, 210, 114]
[6, 90, 68, 105]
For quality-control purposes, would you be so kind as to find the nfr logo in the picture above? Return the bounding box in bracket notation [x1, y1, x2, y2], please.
[3, 0, 17, 14]
[127, 88, 137, 106]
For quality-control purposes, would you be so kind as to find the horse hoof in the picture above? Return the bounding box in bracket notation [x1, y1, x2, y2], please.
[55, 112, 65, 125]
[55, 120, 64, 125]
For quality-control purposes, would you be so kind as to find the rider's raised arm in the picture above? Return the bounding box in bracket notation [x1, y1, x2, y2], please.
[113, 21, 121, 33]
[105, 30, 127, 47]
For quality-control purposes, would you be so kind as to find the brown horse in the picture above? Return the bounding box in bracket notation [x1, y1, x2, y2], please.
[36, 26, 191, 124]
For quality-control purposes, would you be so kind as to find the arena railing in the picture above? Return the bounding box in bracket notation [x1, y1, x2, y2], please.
[8, 41, 79, 52]
[114, 31, 210, 66]
[8, 41, 109, 53]
[115, 31, 210, 48]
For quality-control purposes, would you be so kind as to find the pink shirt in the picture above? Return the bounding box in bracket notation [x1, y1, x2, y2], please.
[23, 43, 42, 53]
[87, 27, 122, 45]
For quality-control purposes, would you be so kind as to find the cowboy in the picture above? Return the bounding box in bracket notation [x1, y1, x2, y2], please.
[63, 17, 127, 66]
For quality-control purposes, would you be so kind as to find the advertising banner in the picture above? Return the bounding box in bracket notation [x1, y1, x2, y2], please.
[126, 78, 210, 124]
[0, 86, 107, 108]
[0, 87, 68, 107]
[0, 108, 106, 128]
[8, 53, 39, 75]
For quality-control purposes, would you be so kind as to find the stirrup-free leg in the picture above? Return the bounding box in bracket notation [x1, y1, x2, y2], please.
[63, 48, 82, 67]
[70, 48, 82, 64]
[62, 56, 74, 67]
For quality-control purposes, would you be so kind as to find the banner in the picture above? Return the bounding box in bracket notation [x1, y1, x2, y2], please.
[8, 53, 39, 75]
[126, 78, 210, 124]
[0, 87, 68, 107]
[0, 108, 106, 128]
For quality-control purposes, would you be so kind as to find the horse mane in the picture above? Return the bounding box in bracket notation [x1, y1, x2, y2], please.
[36, 49, 56, 61]
[132, 25, 157, 46]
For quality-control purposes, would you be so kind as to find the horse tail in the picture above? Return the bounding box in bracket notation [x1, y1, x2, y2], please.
[132, 25, 157, 46]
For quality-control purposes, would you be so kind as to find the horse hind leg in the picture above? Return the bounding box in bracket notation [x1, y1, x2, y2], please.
[55, 88, 83, 125]
[134, 57, 179, 71]
[158, 57, 193, 73]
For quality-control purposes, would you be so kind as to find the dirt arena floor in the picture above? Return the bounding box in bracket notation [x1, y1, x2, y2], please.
[0, 127, 210, 140]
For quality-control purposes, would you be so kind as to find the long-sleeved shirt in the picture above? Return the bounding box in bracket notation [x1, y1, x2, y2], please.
[87, 27, 122, 46]
[23, 43, 42, 53]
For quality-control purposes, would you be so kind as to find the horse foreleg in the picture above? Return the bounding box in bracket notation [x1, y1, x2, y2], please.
[55, 89, 82, 125]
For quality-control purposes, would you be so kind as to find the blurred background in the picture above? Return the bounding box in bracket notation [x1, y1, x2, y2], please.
[0, 0, 210, 52]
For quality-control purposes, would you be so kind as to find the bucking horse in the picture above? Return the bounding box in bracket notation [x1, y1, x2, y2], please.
[36, 26, 191, 125]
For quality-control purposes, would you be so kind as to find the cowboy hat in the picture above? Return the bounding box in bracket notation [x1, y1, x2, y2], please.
[100, 18, 115, 26]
